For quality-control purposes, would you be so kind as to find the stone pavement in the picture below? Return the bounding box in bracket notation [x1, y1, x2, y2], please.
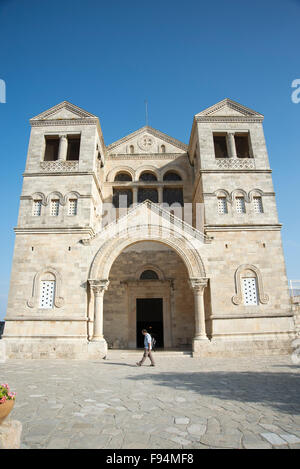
[0, 353, 300, 449]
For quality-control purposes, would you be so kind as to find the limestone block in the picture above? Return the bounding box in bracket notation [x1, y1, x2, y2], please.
[0, 340, 6, 363]
[0, 420, 22, 449]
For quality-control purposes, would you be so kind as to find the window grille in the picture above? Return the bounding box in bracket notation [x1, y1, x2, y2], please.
[68, 199, 78, 216]
[33, 200, 42, 216]
[236, 196, 246, 213]
[39, 280, 55, 309]
[217, 197, 228, 214]
[253, 196, 263, 213]
[242, 278, 258, 305]
[138, 188, 158, 203]
[50, 199, 59, 216]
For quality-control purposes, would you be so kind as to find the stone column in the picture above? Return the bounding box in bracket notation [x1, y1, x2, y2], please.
[89, 280, 109, 341]
[158, 186, 163, 205]
[190, 278, 209, 347]
[58, 134, 68, 161]
[227, 132, 237, 158]
[133, 187, 138, 205]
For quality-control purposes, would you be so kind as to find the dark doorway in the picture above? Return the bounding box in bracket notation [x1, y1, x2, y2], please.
[136, 298, 163, 348]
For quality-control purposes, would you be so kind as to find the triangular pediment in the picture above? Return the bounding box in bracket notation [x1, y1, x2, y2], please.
[107, 126, 188, 154]
[30, 101, 98, 121]
[195, 98, 264, 120]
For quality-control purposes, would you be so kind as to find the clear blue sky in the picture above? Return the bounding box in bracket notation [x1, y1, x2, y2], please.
[0, 0, 299, 319]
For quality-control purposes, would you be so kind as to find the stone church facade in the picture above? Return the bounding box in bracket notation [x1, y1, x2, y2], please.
[2, 98, 295, 359]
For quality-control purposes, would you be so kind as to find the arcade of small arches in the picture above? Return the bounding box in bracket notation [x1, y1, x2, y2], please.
[110, 169, 184, 207]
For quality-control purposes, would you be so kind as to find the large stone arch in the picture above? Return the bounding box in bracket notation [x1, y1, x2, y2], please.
[89, 224, 206, 281]
[87, 202, 209, 353]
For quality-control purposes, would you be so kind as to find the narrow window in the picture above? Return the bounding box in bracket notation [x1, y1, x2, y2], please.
[39, 280, 55, 309]
[242, 278, 259, 305]
[236, 196, 246, 213]
[253, 196, 263, 213]
[66, 136, 80, 161]
[129, 145, 134, 154]
[33, 200, 42, 216]
[68, 199, 78, 216]
[44, 136, 59, 161]
[161, 145, 166, 153]
[213, 134, 228, 158]
[217, 197, 228, 214]
[50, 199, 59, 216]
[235, 133, 251, 158]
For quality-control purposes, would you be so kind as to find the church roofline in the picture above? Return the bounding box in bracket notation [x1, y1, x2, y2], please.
[107, 125, 188, 152]
[195, 98, 264, 119]
[30, 100, 99, 122]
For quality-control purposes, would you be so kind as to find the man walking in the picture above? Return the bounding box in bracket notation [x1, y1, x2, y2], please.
[136, 329, 155, 367]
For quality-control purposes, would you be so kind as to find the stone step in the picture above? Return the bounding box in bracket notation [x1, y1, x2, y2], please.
[106, 349, 192, 358]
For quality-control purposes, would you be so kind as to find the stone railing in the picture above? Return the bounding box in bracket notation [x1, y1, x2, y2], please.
[215, 158, 256, 169]
[40, 161, 79, 172]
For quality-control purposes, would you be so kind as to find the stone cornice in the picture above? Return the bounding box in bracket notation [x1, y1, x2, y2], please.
[199, 169, 272, 174]
[204, 224, 282, 231]
[106, 153, 185, 160]
[195, 116, 264, 123]
[14, 227, 96, 236]
[22, 171, 104, 203]
[210, 313, 293, 319]
[31, 118, 99, 127]
[4, 317, 88, 321]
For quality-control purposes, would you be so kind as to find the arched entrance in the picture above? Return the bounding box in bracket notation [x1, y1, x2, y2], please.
[102, 241, 195, 349]
[87, 215, 210, 354]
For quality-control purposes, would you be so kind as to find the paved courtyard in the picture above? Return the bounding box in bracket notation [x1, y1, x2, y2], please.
[1, 352, 300, 449]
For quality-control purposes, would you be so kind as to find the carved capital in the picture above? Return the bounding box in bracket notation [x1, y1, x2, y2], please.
[189, 278, 208, 294]
[89, 279, 109, 296]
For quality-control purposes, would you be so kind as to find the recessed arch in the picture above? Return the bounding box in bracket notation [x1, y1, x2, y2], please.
[27, 267, 64, 309]
[135, 165, 160, 181]
[106, 166, 135, 182]
[89, 225, 206, 281]
[162, 167, 186, 181]
[232, 264, 269, 305]
[135, 263, 165, 281]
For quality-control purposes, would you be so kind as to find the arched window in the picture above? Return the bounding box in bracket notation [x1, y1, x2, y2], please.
[129, 145, 134, 154]
[139, 171, 157, 181]
[232, 264, 269, 306]
[114, 172, 132, 182]
[27, 267, 64, 309]
[140, 270, 159, 280]
[163, 171, 182, 181]
[161, 145, 166, 153]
